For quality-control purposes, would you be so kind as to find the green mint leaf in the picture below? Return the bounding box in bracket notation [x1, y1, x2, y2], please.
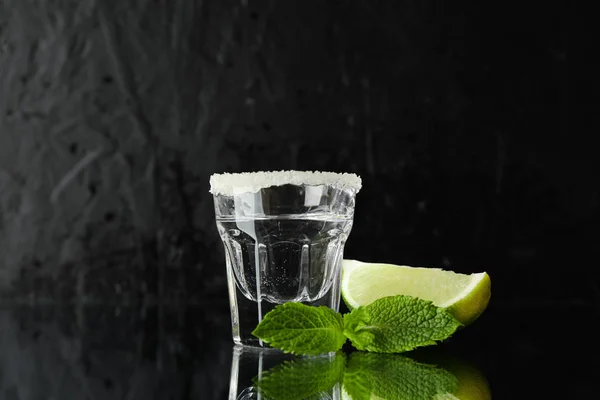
[252, 302, 346, 355]
[343, 295, 462, 353]
[342, 352, 458, 400]
[254, 352, 346, 400]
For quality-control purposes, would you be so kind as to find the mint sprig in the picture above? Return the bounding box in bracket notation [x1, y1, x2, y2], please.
[343, 295, 462, 353]
[252, 295, 462, 355]
[251, 302, 346, 355]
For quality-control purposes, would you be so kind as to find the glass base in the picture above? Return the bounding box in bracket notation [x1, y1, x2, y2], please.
[227, 266, 341, 347]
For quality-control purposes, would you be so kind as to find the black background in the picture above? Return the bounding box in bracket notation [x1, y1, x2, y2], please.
[0, 0, 592, 398]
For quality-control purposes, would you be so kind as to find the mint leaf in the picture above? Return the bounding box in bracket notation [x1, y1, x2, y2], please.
[252, 302, 346, 355]
[343, 295, 462, 353]
[254, 352, 346, 400]
[343, 352, 458, 400]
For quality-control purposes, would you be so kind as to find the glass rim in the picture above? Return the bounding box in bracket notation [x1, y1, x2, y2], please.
[209, 170, 362, 196]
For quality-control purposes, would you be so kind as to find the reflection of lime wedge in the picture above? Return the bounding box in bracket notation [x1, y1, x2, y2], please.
[412, 350, 492, 400]
[442, 361, 491, 400]
[341, 260, 491, 325]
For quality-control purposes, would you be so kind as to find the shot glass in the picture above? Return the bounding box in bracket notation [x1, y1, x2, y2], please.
[210, 171, 361, 347]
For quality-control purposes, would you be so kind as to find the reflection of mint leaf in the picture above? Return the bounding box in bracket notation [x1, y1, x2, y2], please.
[432, 394, 460, 399]
[343, 352, 458, 400]
[254, 352, 346, 400]
[252, 302, 346, 355]
[343, 296, 462, 353]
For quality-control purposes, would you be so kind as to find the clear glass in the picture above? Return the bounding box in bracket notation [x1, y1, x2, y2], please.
[213, 182, 358, 347]
[228, 345, 341, 399]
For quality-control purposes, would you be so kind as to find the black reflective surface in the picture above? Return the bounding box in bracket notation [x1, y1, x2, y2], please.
[0, 0, 579, 397]
[1, 300, 595, 399]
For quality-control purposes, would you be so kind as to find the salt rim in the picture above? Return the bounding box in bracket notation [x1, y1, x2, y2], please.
[209, 170, 362, 196]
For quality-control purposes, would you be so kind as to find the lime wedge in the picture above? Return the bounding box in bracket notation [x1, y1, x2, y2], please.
[341, 260, 491, 326]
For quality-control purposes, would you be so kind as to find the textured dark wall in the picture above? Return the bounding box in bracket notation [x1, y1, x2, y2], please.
[0, 0, 582, 304]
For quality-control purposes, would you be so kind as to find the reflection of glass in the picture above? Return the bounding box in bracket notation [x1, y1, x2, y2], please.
[229, 345, 344, 400]
[211, 171, 361, 347]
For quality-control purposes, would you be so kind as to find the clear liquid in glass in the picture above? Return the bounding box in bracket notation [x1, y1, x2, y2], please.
[217, 214, 352, 347]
